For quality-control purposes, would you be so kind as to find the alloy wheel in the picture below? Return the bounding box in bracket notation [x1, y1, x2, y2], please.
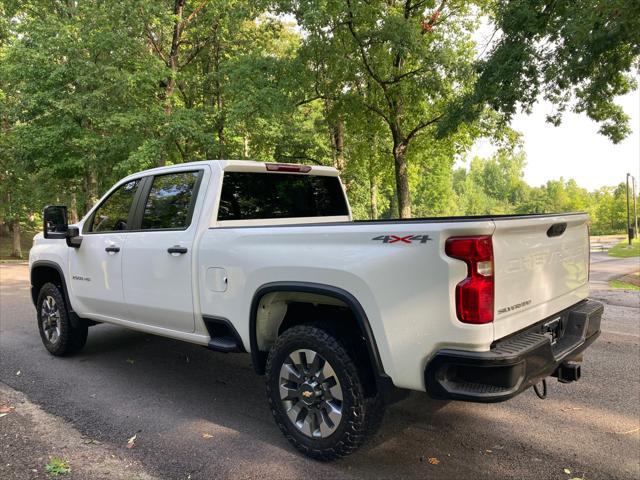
[41, 295, 61, 344]
[279, 349, 343, 438]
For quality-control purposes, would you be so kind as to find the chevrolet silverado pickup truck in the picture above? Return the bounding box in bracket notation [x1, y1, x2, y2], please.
[29, 160, 603, 459]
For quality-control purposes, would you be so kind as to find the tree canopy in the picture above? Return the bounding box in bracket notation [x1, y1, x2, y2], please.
[1, 0, 638, 257]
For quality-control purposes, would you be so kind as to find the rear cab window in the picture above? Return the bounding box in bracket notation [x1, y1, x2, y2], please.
[140, 171, 200, 230]
[217, 172, 349, 224]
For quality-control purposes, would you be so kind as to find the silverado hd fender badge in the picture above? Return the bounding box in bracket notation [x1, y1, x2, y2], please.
[372, 235, 432, 244]
[72, 275, 91, 282]
[498, 299, 532, 315]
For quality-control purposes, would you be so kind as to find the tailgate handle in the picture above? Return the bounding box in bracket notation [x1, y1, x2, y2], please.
[547, 223, 567, 237]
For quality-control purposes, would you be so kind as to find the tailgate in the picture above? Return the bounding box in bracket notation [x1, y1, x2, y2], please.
[492, 213, 590, 340]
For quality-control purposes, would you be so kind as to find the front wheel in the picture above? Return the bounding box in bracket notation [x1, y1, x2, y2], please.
[265, 325, 383, 460]
[37, 282, 88, 356]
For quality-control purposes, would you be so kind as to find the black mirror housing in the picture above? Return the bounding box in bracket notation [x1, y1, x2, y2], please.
[43, 205, 82, 247]
[66, 226, 82, 248]
[43, 205, 68, 239]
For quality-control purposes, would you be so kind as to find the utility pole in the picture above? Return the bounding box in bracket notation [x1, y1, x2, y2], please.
[626, 173, 633, 245]
[633, 175, 638, 238]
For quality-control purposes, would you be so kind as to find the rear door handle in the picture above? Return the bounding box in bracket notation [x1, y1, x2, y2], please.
[167, 246, 188, 255]
[105, 246, 120, 253]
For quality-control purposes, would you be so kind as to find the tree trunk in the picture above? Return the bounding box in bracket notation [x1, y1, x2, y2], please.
[69, 191, 79, 224]
[84, 172, 98, 212]
[329, 117, 345, 172]
[165, 0, 186, 117]
[11, 217, 22, 259]
[393, 142, 411, 218]
[242, 134, 249, 159]
[156, 0, 187, 168]
[216, 80, 225, 159]
[210, 24, 225, 160]
[369, 179, 378, 220]
[217, 122, 225, 159]
[389, 191, 398, 219]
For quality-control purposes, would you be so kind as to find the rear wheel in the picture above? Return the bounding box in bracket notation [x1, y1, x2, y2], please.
[265, 325, 383, 460]
[37, 282, 88, 356]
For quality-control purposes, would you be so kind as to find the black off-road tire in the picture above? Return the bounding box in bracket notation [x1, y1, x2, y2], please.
[36, 282, 88, 356]
[363, 390, 386, 438]
[265, 325, 384, 460]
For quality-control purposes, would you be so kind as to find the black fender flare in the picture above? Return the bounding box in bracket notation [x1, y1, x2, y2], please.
[249, 281, 386, 378]
[30, 260, 82, 328]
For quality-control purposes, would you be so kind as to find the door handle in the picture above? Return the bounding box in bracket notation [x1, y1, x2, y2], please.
[167, 246, 188, 255]
[105, 246, 120, 253]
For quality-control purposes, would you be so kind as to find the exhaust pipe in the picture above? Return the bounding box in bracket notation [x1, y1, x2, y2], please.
[553, 362, 581, 383]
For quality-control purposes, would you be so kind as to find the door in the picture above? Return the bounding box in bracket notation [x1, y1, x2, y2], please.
[122, 170, 203, 332]
[69, 178, 141, 319]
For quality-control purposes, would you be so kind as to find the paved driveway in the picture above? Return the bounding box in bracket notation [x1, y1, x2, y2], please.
[589, 252, 639, 287]
[0, 263, 638, 479]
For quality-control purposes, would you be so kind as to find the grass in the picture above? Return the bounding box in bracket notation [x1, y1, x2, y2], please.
[45, 457, 70, 476]
[609, 279, 640, 291]
[608, 238, 640, 258]
[609, 272, 640, 291]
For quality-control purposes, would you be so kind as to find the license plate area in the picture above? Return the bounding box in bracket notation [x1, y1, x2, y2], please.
[542, 316, 564, 345]
[542, 300, 600, 359]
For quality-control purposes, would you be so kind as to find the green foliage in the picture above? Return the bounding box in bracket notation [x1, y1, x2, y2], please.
[44, 457, 70, 476]
[282, 0, 486, 216]
[0, 0, 637, 234]
[452, 148, 637, 234]
[609, 279, 640, 290]
[450, 0, 640, 143]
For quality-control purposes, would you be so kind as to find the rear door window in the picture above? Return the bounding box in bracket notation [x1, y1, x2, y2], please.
[218, 172, 348, 221]
[140, 171, 200, 230]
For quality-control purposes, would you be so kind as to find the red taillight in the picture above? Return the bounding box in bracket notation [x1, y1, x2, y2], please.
[445, 235, 494, 324]
[265, 163, 312, 173]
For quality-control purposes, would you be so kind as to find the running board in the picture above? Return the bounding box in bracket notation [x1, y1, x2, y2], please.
[208, 336, 242, 353]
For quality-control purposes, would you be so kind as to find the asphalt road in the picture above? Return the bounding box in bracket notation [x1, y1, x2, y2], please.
[589, 251, 639, 286]
[1, 262, 639, 480]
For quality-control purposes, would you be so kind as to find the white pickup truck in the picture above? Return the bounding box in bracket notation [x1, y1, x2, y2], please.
[29, 160, 602, 459]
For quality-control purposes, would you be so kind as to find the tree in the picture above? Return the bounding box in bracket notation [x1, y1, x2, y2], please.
[282, 0, 483, 217]
[1, 0, 637, 242]
[3, 0, 164, 212]
[452, 0, 640, 143]
[141, 0, 228, 164]
[0, 0, 44, 257]
[590, 184, 629, 234]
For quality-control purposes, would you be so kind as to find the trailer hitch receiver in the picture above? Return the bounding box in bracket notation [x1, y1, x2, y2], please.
[553, 362, 581, 383]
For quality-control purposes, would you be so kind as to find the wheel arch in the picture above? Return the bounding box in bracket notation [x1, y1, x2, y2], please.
[249, 281, 386, 378]
[30, 260, 81, 327]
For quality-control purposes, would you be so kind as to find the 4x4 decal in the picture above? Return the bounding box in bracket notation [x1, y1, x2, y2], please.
[372, 234, 432, 244]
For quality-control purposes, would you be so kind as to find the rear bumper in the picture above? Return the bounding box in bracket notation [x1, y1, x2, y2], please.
[424, 299, 603, 403]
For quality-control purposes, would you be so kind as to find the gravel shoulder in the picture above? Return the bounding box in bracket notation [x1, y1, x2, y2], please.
[0, 382, 155, 480]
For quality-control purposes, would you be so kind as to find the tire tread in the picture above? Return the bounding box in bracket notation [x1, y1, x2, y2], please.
[37, 282, 88, 356]
[265, 325, 383, 460]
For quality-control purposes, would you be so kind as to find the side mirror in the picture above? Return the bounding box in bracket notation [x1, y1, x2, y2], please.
[66, 226, 82, 248]
[43, 205, 82, 248]
[43, 205, 68, 239]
